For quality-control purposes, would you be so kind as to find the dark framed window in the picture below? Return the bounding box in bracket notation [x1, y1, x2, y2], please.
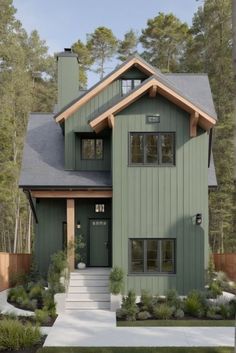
[129, 238, 176, 274]
[121, 79, 142, 95]
[81, 139, 103, 160]
[129, 132, 175, 166]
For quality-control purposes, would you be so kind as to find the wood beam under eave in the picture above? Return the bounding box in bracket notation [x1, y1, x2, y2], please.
[108, 114, 114, 128]
[93, 119, 109, 133]
[149, 85, 158, 98]
[190, 111, 199, 137]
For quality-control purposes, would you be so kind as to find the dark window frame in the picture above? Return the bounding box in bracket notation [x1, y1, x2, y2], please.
[128, 238, 176, 275]
[129, 132, 176, 167]
[81, 138, 104, 161]
[121, 79, 143, 96]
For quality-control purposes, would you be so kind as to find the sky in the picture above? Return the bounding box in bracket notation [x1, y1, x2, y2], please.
[13, 0, 200, 86]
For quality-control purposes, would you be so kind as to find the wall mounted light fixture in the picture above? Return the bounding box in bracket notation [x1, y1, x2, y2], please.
[196, 213, 202, 225]
[76, 221, 81, 229]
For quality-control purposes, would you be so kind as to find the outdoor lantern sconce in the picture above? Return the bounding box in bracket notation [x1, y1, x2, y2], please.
[196, 213, 202, 225]
[76, 221, 81, 229]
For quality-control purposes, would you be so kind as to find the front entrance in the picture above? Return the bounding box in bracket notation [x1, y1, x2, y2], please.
[89, 219, 110, 267]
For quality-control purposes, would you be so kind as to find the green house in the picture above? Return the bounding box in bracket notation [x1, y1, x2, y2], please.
[19, 49, 217, 302]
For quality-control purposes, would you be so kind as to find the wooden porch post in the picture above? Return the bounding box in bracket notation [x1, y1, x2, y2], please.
[67, 199, 75, 271]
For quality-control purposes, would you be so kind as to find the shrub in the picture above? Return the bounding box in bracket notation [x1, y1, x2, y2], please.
[229, 299, 236, 317]
[35, 309, 51, 325]
[206, 305, 222, 320]
[220, 303, 232, 319]
[154, 303, 174, 320]
[184, 290, 206, 318]
[8, 286, 28, 305]
[29, 283, 44, 300]
[121, 290, 138, 321]
[9, 272, 27, 287]
[140, 290, 153, 312]
[109, 267, 124, 295]
[48, 250, 68, 294]
[116, 308, 127, 320]
[208, 281, 222, 298]
[137, 311, 151, 320]
[174, 308, 185, 319]
[0, 318, 41, 350]
[42, 290, 56, 318]
[166, 289, 182, 309]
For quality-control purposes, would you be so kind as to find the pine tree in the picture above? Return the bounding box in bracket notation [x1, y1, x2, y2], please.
[117, 30, 138, 62]
[140, 12, 190, 72]
[72, 39, 94, 89]
[87, 27, 117, 79]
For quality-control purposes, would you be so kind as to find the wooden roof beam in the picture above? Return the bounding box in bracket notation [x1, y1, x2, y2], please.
[190, 111, 199, 137]
[108, 114, 114, 129]
[149, 85, 158, 98]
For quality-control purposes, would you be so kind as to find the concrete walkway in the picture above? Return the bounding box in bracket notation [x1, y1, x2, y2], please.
[0, 289, 34, 316]
[44, 310, 234, 347]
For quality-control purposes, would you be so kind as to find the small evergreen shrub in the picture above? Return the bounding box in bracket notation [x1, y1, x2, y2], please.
[109, 267, 124, 295]
[140, 290, 153, 312]
[8, 286, 28, 305]
[0, 319, 41, 350]
[174, 308, 185, 319]
[137, 311, 151, 320]
[35, 309, 51, 325]
[184, 290, 206, 318]
[206, 305, 222, 320]
[154, 303, 174, 320]
[121, 290, 138, 321]
[29, 283, 44, 300]
[208, 281, 222, 298]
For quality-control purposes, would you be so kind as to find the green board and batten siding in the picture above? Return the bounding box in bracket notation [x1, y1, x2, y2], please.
[65, 80, 120, 170]
[112, 94, 209, 295]
[35, 199, 66, 276]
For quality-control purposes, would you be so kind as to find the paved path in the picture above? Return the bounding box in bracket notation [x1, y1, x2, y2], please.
[44, 310, 234, 347]
[0, 289, 34, 316]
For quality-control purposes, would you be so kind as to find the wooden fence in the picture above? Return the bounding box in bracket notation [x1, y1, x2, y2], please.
[213, 253, 236, 281]
[0, 252, 31, 291]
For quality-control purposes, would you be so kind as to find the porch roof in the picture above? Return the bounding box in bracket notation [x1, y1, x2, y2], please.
[19, 113, 112, 189]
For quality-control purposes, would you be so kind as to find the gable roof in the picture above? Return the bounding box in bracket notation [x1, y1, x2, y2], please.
[89, 75, 216, 133]
[54, 54, 217, 133]
[19, 114, 112, 189]
[54, 55, 157, 123]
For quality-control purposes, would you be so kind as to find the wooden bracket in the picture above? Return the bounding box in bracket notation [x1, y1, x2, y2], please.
[108, 114, 115, 128]
[190, 111, 199, 137]
[149, 85, 158, 98]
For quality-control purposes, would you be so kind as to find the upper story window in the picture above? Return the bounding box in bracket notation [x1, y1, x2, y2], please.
[121, 79, 142, 95]
[129, 132, 175, 166]
[81, 138, 103, 160]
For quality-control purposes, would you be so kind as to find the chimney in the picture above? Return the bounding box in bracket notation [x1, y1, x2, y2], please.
[56, 48, 79, 111]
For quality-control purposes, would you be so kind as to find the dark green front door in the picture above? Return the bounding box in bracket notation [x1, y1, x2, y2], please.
[89, 219, 109, 266]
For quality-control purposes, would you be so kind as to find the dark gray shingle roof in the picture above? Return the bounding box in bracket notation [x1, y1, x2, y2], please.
[19, 114, 112, 188]
[54, 54, 217, 122]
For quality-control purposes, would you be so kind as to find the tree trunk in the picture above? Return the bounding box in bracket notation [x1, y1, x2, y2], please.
[13, 194, 20, 253]
[233, 0, 236, 180]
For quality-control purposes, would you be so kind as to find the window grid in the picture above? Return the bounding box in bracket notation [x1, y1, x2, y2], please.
[129, 238, 176, 275]
[129, 132, 175, 166]
[121, 79, 142, 95]
[81, 138, 104, 160]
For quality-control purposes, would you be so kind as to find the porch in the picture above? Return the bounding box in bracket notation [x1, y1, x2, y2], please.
[32, 190, 112, 273]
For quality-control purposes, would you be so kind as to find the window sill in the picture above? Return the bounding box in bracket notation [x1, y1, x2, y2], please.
[128, 273, 176, 277]
[128, 164, 176, 167]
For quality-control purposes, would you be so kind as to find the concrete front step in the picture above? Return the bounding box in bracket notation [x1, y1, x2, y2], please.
[68, 285, 109, 293]
[67, 293, 110, 301]
[70, 274, 110, 280]
[69, 279, 109, 287]
[71, 268, 111, 275]
[66, 301, 110, 310]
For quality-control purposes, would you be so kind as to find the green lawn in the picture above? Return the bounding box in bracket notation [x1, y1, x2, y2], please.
[37, 348, 234, 353]
[117, 319, 235, 327]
